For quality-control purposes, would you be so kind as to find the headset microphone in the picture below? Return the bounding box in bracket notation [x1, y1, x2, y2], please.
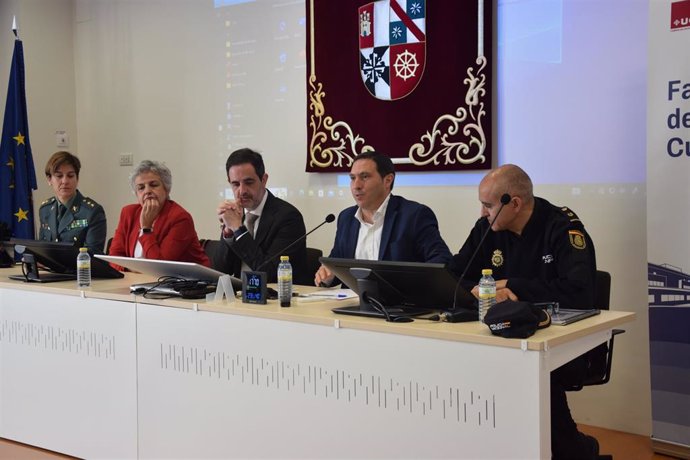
[451, 193, 511, 310]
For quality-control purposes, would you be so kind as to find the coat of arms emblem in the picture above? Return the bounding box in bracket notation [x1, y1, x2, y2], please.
[358, 1, 426, 100]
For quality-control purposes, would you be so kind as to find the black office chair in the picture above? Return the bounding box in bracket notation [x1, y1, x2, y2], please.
[306, 247, 323, 280]
[201, 239, 222, 269]
[567, 270, 625, 390]
[568, 270, 624, 460]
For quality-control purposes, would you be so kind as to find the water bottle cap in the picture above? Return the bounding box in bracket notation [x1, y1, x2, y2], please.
[481, 269, 493, 275]
[280, 255, 289, 261]
[79, 247, 88, 253]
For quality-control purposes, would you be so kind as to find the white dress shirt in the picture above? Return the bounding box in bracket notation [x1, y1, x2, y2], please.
[354, 194, 391, 260]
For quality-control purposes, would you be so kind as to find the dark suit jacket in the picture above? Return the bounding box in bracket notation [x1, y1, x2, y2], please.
[212, 191, 308, 284]
[38, 190, 107, 254]
[328, 195, 452, 264]
[109, 199, 209, 266]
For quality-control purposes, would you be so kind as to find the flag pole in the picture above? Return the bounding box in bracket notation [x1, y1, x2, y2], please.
[12, 15, 18, 39]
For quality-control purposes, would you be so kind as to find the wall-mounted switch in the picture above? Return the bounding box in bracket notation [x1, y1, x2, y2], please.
[119, 153, 133, 166]
[56, 131, 69, 148]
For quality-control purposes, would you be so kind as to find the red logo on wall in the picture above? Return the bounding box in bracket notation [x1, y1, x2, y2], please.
[671, 0, 690, 30]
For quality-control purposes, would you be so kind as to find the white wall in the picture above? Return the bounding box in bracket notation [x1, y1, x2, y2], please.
[0, 0, 651, 436]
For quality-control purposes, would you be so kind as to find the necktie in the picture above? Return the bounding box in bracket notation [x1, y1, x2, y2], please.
[58, 204, 66, 221]
[245, 213, 259, 238]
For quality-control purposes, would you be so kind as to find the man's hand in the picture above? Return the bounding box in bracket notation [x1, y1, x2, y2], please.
[470, 279, 518, 302]
[314, 264, 335, 287]
[217, 200, 243, 232]
[496, 287, 518, 302]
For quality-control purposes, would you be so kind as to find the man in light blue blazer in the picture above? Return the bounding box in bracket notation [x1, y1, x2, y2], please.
[315, 151, 451, 286]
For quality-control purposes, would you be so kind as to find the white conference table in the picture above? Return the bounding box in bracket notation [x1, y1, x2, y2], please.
[0, 268, 635, 459]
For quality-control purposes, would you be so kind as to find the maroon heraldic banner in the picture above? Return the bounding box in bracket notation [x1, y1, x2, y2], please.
[306, 0, 492, 173]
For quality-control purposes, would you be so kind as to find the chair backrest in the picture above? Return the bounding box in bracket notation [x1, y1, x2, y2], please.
[568, 269, 619, 391]
[201, 240, 220, 262]
[594, 270, 611, 310]
[306, 247, 323, 280]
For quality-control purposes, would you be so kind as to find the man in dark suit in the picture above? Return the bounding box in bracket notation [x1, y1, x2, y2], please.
[315, 151, 451, 286]
[214, 148, 308, 284]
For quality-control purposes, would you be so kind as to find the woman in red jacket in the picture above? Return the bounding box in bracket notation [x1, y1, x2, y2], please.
[109, 160, 209, 267]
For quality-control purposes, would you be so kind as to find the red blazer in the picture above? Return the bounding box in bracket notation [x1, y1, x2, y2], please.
[109, 200, 210, 267]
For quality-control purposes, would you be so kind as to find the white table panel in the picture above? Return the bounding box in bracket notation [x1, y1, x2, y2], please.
[0, 288, 137, 459]
[136, 304, 548, 459]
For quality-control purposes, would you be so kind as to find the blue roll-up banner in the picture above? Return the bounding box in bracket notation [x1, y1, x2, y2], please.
[647, 0, 690, 453]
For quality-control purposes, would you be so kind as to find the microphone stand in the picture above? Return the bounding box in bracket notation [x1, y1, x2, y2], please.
[452, 193, 512, 310]
[254, 214, 335, 272]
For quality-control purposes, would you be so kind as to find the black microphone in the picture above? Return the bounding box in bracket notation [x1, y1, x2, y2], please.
[452, 193, 511, 309]
[254, 214, 335, 272]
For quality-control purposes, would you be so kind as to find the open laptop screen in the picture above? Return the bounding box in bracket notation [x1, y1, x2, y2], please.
[95, 254, 241, 290]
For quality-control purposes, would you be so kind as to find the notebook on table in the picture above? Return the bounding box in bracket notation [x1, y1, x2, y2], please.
[551, 308, 600, 326]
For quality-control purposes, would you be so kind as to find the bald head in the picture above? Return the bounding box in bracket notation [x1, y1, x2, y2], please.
[481, 164, 534, 205]
[478, 164, 535, 234]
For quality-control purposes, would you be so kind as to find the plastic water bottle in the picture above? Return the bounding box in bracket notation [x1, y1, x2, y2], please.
[277, 255, 292, 307]
[77, 247, 91, 287]
[478, 268, 496, 322]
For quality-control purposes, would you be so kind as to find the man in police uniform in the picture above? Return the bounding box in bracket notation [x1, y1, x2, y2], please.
[450, 164, 600, 460]
[38, 151, 106, 254]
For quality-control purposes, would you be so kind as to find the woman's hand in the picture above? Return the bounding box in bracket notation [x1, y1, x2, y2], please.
[140, 196, 162, 229]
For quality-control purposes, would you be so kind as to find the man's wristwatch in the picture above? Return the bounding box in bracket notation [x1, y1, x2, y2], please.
[234, 225, 248, 240]
[221, 224, 245, 239]
[142, 227, 153, 234]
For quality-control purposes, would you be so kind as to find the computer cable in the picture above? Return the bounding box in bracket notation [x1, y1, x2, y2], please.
[141, 276, 187, 299]
[364, 293, 414, 323]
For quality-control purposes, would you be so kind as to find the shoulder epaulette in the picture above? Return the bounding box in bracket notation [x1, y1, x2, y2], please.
[40, 197, 55, 207]
[559, 206, 581, 224]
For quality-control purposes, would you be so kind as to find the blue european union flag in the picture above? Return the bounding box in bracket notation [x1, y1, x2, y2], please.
[0, 39, 37, 240]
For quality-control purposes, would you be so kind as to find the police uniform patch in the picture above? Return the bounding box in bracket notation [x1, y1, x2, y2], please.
[491, 249, 504, 267]
[568, 230, 586, 250]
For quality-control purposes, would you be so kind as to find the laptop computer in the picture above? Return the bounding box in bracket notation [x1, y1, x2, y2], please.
[95, 255, 242, 292]
[551, 308, 600, 326]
